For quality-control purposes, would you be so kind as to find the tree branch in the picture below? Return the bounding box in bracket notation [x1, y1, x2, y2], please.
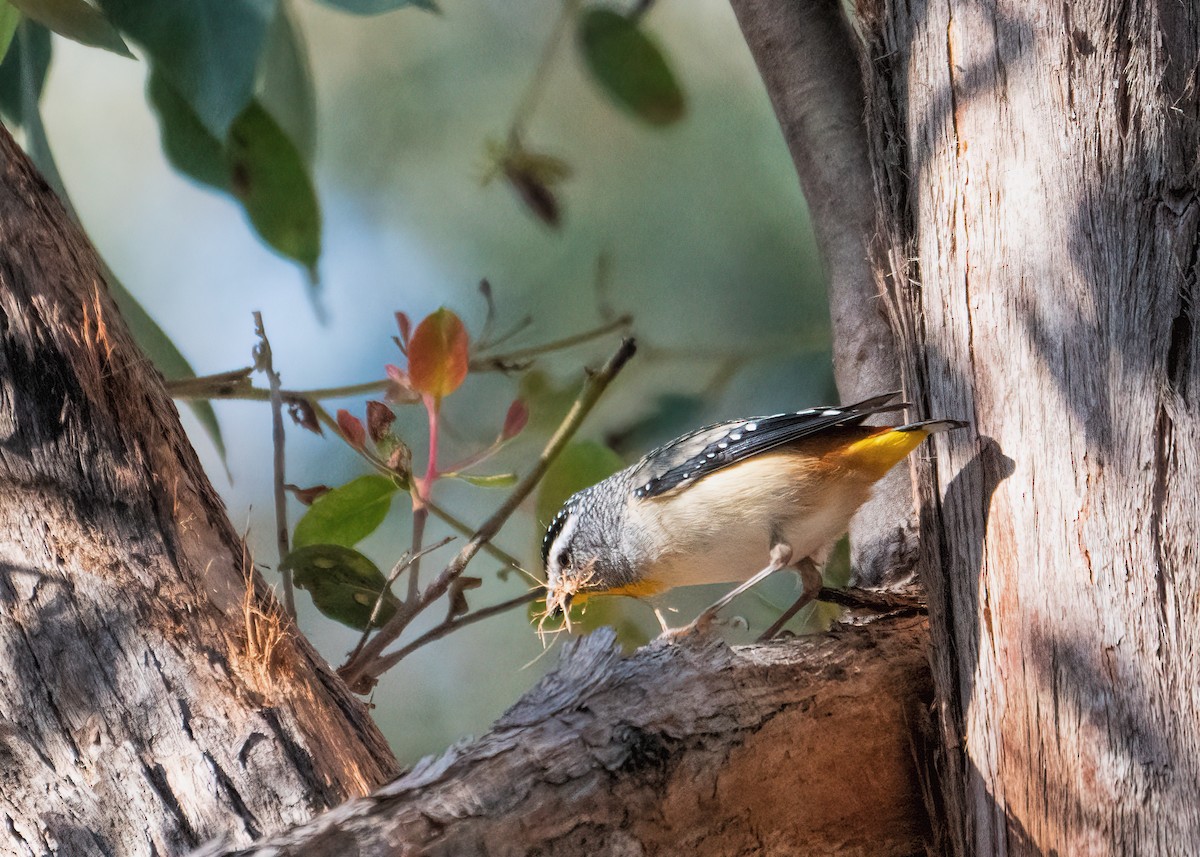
[339, 338, 638, 686]
[199, 616, 934, 857]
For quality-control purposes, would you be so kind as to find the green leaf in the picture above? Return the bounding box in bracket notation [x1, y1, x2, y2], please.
[314, 0, 437, 15]
[454, 472, 518, 488]
[10, 0, 130, 57]
[94, 0, 273, 138]
[535, 440, 624, 526]
[282, 544, 399, 630]
[146, 70, 228, 190]
[226, 101, 322, 277]
[0, 24, 226, 466]
[292, 474, 399, 549]
[0, 2, 22, 64]
[147, 75, 323, 277]
[0, 17, 48, 128]
[518, 370, 581, 433]
[577, 8, 685, 126]
[257, 1, 315, 161]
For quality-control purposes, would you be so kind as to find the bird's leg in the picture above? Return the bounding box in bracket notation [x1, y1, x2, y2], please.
[757, 557, 822, 641]
[671, 542, 794, 637]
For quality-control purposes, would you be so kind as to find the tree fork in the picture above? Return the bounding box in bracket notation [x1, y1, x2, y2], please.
[0, 126, 397, 855]
[200, 618, 935, 857]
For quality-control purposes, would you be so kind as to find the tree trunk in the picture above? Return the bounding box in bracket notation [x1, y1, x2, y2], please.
[728, 0, 920, 589]
[858, 0, 1200, 853]
[0, 126, 398, 855]
[198, 617, 934, 857]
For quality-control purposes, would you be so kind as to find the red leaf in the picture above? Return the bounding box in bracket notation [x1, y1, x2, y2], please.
[286, 397, 323, 435]
[501, 398, 529, 441]
[384, 364, 420, 404]
[366, 400, 396, 444]
[285, 483, 332, 506]
[337, 409, 366, 448]
[395, 312, 412, 349]
[408, 308, 470, 400]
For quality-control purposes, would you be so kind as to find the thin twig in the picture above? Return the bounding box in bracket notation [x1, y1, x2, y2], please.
[341, 338, 637, 685]
[427, 501, 523, 570]
[311, 400, 524, 571]
[508, 0, 579, 142]
[252, 313, 296, 619]
[165, 317, 633, 403]
[345, 535, 456, 664]
[815, 586, 926, 615]
[383, 590, 540, 664]
[470, 313, 632, 371]
[407, 508, 428, 604]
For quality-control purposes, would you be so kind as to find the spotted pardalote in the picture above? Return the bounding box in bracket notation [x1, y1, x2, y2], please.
[541, 392, 966, 621]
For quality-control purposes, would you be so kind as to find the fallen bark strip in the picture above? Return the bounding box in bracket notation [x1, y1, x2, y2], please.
[202, 616, 934, 857]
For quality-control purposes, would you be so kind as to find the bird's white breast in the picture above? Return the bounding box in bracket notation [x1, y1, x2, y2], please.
[624, 451, 872, 589]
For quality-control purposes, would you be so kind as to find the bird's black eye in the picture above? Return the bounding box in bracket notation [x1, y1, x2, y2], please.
[556, 550, 570, 569]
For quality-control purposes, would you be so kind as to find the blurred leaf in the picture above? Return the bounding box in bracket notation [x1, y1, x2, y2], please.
[503, 164, 561, 228]
[606, 393, 705, 457]
[313, 0, 437, 15]
[384, 363, 420, 403]
[382, 438, 412, 480]
[257, 1, 314, 160]
[285, 483, 331, 505]
[0, 3, 22, 63]
[454, 472, 517, 488]
[366, 400, 395, 444]
[148, 74, 322, 276]
[535, 440, 624, 525]
[501, 398, 528, 441]
[518, 370, 582, 432]
[336, 409, 366, 448]
[408, 308, 469, 400]
[286, 396, 322, 434]
[10, 0, 130, 56]
[95, 0, 273, 138]
[147, 70, 228, 190]
[226, 101, 322, 277]
[577, 8, 685, 126]
[292, 474, 398, 549]
[283, 543, 398, 630]
[483, 138, 570, 228]
[447, 575, 481, 619]
[395, 312, 412, 349]
[0, 18, 48, 127]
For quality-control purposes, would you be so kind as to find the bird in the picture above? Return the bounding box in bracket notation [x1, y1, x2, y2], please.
[540, 392, 966, 634]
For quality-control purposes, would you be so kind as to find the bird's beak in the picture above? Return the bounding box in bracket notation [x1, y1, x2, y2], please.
[547, 591, 573, 619]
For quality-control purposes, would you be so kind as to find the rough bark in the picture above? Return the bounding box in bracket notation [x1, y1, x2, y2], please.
[0, 125, 398, 855]
[199, 616, 933, 857]
[859, 0, 1200, 853]
[727, 0, 918, 589]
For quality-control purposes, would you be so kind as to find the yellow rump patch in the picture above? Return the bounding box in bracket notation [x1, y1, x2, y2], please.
[604, 578, 668, 599]
[839, 427, 930, 479]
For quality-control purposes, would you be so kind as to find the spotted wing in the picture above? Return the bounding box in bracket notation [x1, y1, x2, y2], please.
[629, 392, 907, 499]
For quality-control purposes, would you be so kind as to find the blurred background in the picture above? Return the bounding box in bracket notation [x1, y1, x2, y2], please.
[38, 0, 832, 763]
